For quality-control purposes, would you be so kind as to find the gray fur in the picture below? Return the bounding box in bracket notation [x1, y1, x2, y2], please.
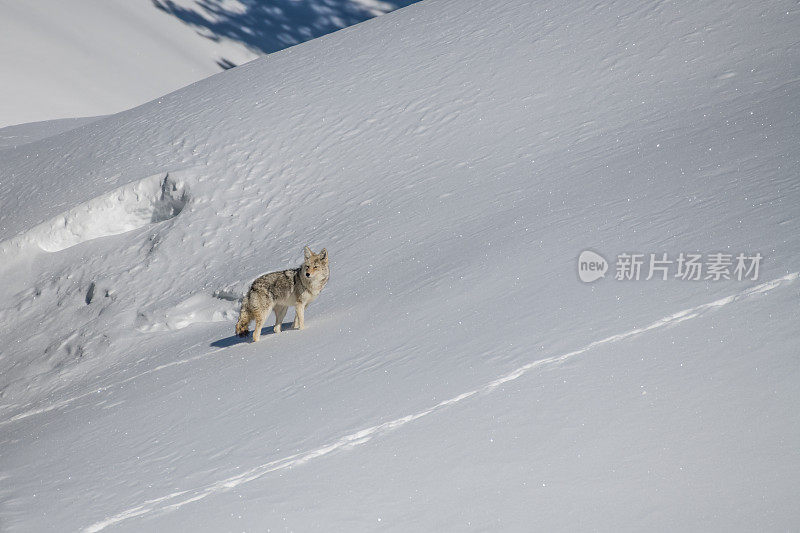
[236, 247, 329, 341]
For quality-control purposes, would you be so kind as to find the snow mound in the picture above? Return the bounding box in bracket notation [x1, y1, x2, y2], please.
[134, 293, 239, 332]
[1, 173, 189, 254]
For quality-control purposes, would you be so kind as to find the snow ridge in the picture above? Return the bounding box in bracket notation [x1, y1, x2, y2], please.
[0, 173, 188, 254]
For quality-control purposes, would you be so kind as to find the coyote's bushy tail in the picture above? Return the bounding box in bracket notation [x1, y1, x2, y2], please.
[235, 293, 251, 337]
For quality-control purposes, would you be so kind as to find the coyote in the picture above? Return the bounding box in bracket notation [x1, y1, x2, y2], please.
[236, 246, 329, 341]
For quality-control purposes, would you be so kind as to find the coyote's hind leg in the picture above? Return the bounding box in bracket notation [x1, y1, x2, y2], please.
[252, 305, 273, 342]
[274, 305, 288, 333]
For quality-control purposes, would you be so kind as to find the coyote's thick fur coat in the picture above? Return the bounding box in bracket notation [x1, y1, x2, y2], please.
[236, 246, 329, 341]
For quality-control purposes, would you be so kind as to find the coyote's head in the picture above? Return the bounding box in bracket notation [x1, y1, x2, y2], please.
[302, 246, 329, 283]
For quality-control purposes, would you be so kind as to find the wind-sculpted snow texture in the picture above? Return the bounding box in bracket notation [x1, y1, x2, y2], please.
[1, 0, 799, 530]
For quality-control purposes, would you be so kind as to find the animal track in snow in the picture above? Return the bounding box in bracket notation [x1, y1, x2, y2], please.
[83, 271, 799, 532]
[0, 173, 189, 254]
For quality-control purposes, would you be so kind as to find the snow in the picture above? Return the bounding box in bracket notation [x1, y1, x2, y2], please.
[0, 0, 258, 128]
[0, 117, 102, 149]
[1, 0, 800, 530]
[0, 0, 411, 128]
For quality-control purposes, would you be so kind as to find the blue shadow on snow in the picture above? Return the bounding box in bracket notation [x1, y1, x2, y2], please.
[210, 321, 296, 347]
[152, 0, 422, 67]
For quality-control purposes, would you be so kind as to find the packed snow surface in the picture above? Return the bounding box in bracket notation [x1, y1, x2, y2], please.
[1, 0, 799, 530]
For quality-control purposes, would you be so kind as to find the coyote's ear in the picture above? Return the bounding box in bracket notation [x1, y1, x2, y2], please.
[304, 246, 313, 260]
[319, 248, 328, 262]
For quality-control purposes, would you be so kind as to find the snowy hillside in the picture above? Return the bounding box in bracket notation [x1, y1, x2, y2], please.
[0, 0, 413, 128]
[0, 0, 250, 128]
[1, 0, 799, 530]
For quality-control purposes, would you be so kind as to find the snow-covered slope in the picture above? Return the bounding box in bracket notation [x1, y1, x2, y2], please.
[1, 0, 799, 530]
[0, 0, 257, 128]
[0, 117, 102, 149]
[0, 0, 411, 128]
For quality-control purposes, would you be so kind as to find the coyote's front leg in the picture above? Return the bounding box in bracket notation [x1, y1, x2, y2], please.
[293, 303, 306, 330]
